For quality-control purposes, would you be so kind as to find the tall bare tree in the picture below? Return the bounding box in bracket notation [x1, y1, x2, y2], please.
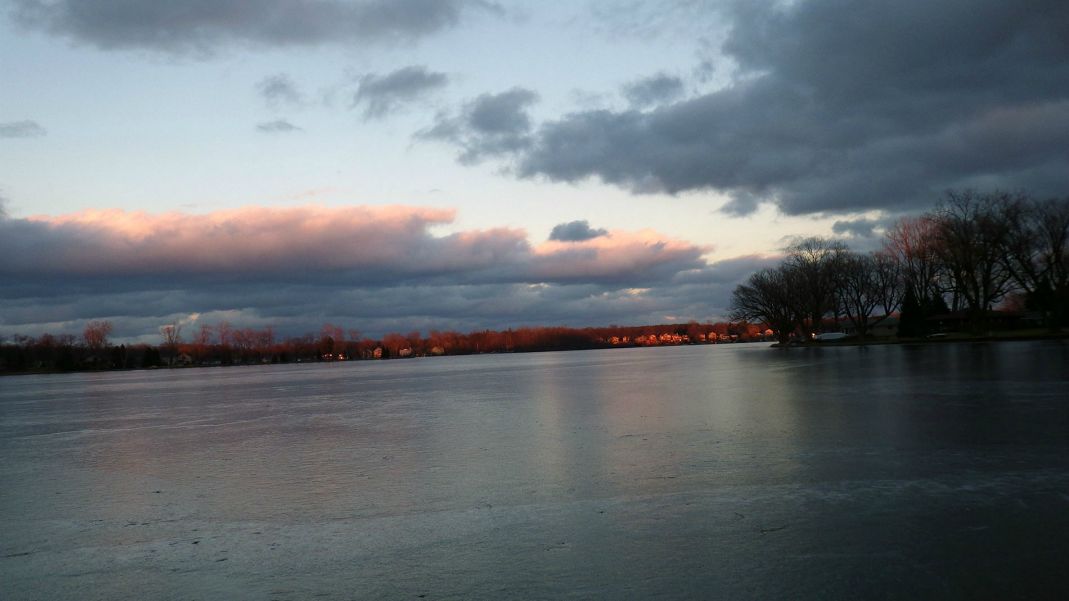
[159, 321, 183, 365]
[883, 215, 945, 308]
[320, 323, 345, 357]
[730, 266, 803, 344]
[83, 320, 113, 351]
[1000, 196, 1069, 326]
[835, 252, 902, 340]
[783, 237, 848, 337]
[932, 190, 1016, 328]
[217, 321, 233, 348]
[83, 320, 113, 365]
[194, 324, 214, 347]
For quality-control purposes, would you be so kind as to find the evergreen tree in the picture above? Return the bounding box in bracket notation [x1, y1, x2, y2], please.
[141, 347, 162, 368]
[897, 287, 926, 338]
[923, 294, 949, 316]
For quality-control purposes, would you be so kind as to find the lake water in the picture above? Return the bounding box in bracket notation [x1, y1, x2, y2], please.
[2, 341, 1068, 599]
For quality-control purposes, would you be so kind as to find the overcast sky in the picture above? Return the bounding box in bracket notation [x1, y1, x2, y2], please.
[2, 0, 1067, 341]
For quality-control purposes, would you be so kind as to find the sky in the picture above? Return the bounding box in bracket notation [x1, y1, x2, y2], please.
[2, 0, 1068, 342]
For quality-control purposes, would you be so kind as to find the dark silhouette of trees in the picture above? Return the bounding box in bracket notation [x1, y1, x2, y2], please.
[730, 190, 1068, 341]
[881, 191, 1067, 333]
[2, 317, 760, 374]
[82, 320, 113, 352]
[159, 320, 183, 365]
[730, 266, 802, 345]
[1000, 196, 1069, 327]
[932, 190, 1017, 330]
[729, 237, 863, 343]
[82, 320, 113, 366]
[110, 344, 129, 369]
[784, 237, 849, 337]
[141, 346, 162, 368]
[319, 323, 345, 358]
[883, 215, 944, 311]
[896, 287, 925, 338]
[836, 252, 901, 340]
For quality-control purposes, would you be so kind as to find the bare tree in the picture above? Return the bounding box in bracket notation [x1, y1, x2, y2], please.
[1000, 196, 1069, 326]
[932, 190, 1016, 328]
[883, 214, 945, 308]
[82, 320, 113, 352]
[194, 324, 214, 347]
[82, 320, 113, 366]
[783, 237, 849, 337]
[258, 326, 275, 356]
[873, 251, 903, 318]
[730, 266, 803, 344]
[383, 332, 410, 357]
[835, 252, 902, 340]
[320, 323, 345, 357]
[217, 321, 233, 348]
[159, 321, 183, 365]
[1040, 198, 1069, 300]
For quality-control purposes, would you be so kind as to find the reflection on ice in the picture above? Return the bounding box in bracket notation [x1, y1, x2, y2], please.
[2, 341, 1068, 599]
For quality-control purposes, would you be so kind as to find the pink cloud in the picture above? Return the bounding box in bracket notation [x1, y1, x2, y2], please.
[20, 205, 455, 274]
[2, 207, 776, 338]
[5, 205, 707, 285]
[532, 229, 710, 282]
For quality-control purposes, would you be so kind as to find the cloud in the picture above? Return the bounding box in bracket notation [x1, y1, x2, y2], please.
[0, 205, 703, 290]
[831, 218, 880, 239]
[548, 220, 608, 242]
[446, 1, 1069, 216]
[622, 73, 684, 108]
[10, 0, 501, 54]
[257, 74, 303, 108]
[0, 205, 739, 339]
[587, 0, 725, 41]
[256, 119, 303, 133]
[417, 87, 539, 164]
[532, 230, 708, 284]
[0, 120, 46, 138]
[351, 66, 449, 120]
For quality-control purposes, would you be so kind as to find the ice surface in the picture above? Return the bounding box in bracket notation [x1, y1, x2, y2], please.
[2, 342, 1068, 599]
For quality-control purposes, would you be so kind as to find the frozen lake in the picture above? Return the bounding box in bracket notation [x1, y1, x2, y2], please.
[2, 341, 1068, 599]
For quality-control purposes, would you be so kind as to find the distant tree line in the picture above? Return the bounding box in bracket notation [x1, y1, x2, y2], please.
[730, 190, 1069, 343]
[0, 318, 769, 375]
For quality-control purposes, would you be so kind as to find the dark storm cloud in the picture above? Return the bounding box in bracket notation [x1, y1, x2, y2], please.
[0, 267, 747, 341]
[0, 205, 739, 339]
[10, 0, 500, 53]
[351, 66, 449, 120]
[418, 87, 538, 164]
[257, 74, 303, 108]
[621, 73, 684, 108]
[461, 1, 1069, 215]
[0, 265, 754, 341]
[548, 220, 608, 242]
[669, 254, 780, 286]
[831, 218, 879, 239]
[0, 120, 46, 138]
[256, 119, 302, 133]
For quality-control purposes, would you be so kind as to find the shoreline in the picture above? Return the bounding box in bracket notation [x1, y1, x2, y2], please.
[4, 332, 1067, 376]
[0, 340, 759, 377]
[772, 329, 1069, 348]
